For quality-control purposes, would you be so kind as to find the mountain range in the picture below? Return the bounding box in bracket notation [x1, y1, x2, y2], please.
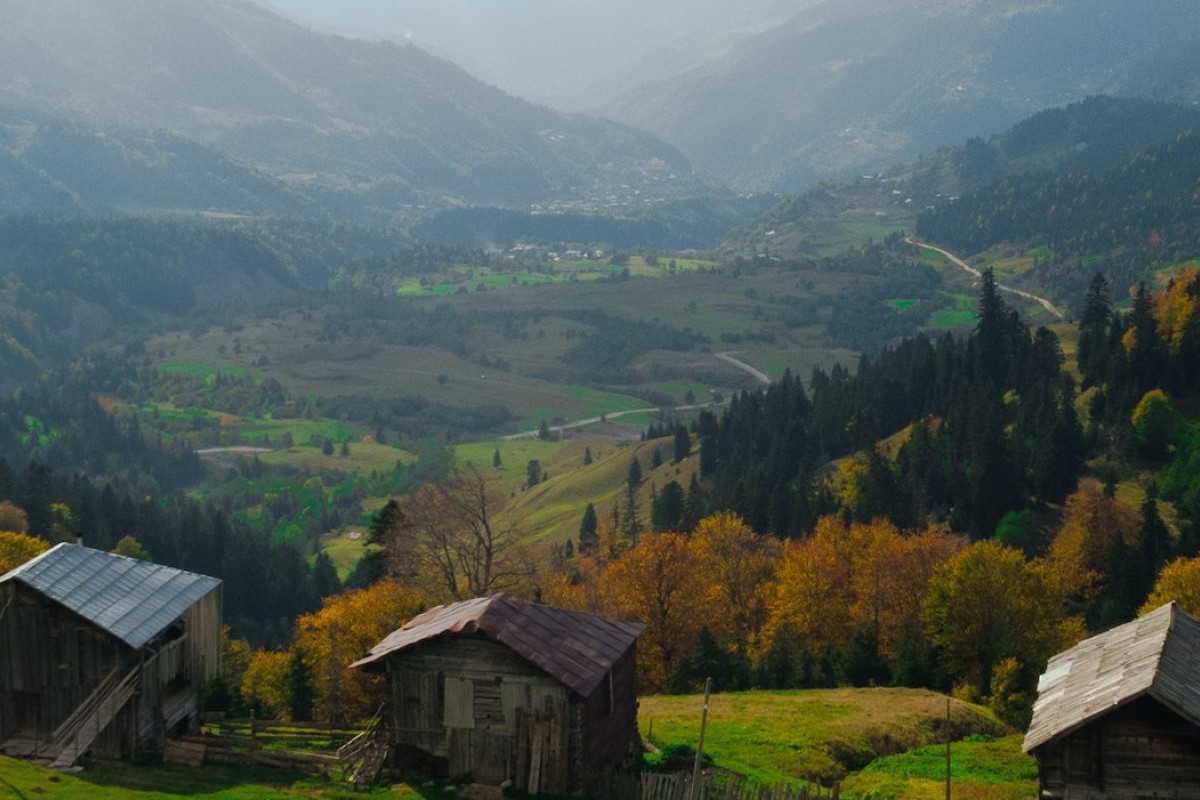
[253, 0, 820, 112]
[5, 0, 1200, 229]
[603, 0, 1200, 192]
[0, 0, 707, 218]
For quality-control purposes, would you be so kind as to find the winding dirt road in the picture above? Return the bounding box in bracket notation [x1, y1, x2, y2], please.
[908, 238, 1065, 321]
[715, 351, 772, 387]
[502, 352, 772, 439]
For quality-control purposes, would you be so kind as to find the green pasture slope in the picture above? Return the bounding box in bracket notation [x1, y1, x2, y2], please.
[484, 434, 697, 547]
[640, 688, 1034, 797]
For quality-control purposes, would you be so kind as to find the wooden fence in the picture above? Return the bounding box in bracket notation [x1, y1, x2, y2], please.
[177, 718, 839, 800]
[166, 716, 360, 774]
[587, 771, 838, 800]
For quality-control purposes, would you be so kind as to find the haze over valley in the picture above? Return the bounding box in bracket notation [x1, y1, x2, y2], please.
[3, 2, 1200, 796]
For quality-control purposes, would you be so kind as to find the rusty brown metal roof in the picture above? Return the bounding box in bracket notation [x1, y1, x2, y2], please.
[1024, 602, 1200, 752]
[351, 593, 643, 697]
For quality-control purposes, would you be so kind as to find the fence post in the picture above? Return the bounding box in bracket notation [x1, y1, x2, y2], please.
[690, 678, 712, 800]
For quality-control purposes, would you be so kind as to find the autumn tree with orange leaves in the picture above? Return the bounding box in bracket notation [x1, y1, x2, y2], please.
[593, 532, 711, 692]
[688, 511, 780, 657]
[766, 517, 964, 685]
[293, 580, 429, 724]
[1043, 478, 1140, 621]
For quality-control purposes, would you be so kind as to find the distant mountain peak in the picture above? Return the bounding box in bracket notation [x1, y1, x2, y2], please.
[603, 0, 1200, 193]
[0, 0, 709, 216]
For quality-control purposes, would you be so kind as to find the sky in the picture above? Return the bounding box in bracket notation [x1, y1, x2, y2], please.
[252, 0, 812, 111]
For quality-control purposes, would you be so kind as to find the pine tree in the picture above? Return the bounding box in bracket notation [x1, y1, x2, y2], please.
[622, 485, 641, 543]
[287, 648, 315, 722]
[650, 480, 685, 532]
[526, 459, 541, 488]
[627, 457, 643, 488]
[578, 503, 599, 555]
[492, 448, 502, 468]
[974, 267, 1009, 391]
[673, 425, 691, 462]
[1078, 273, 1112, 389]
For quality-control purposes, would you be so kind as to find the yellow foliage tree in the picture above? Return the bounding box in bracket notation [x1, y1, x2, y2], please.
[923, 540, 1077, 701]
[768, 517, 964, 663]
[767, 517, 852, 655]
[1140, 556, 1200, 616]
[241, 650, 291, 719]
[222, 626, 254, 691]
[0, 531, 49, 572]
[1045, 478, 1139, 605]
[1152, 266, 1200, 354]
[596, 532, 711, 692]
[293, 580, 429, 724]
[111, 535, 151, 561]
[859, 524, 966, 660]
[688, 511, 780, 657]
[539, 554, 612, 616]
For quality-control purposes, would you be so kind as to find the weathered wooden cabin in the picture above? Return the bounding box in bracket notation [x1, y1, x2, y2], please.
[1024, 602, 1200, 798]
[0, 543, 222, 767]
[352, 593, 644, 794]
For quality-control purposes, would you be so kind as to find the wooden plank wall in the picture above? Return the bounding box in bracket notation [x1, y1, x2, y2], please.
[1038, 698, 1200, 799]
[384, 636, 576, 790]
[0, 584, 125, 744]
[0, 582, 221, 757]
[183, 588, 223, 687]
[581, 645, 641, 774]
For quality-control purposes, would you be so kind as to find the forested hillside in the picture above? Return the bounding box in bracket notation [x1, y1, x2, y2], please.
[727, 96, 1200, 262]
[917, 128, 1200, 307]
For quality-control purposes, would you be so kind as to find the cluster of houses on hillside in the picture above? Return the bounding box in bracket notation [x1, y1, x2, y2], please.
[3, 543, 1200, 796]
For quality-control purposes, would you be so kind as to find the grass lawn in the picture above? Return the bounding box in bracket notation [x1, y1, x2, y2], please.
[931, 294, 977, 328]
[639, 688, 1009, 789]
[318, 528, 377, 582]
[840, 735, 1036, 800]
[0, 756, 422, 799]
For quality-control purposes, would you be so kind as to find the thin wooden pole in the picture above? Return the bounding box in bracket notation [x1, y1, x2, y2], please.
[691, 678, 712, 800]
[945, 696, 951, 800]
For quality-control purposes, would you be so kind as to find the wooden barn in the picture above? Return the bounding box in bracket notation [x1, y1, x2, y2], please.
[352, 593, 644, 793]
[0, 543, 222, 768]
[1024, 602, 1200, 798]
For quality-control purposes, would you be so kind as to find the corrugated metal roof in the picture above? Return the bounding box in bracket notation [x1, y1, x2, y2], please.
[351, 593, 644, 697]
[1024, 602, 1200, 752]
[0, 542, 221, 650]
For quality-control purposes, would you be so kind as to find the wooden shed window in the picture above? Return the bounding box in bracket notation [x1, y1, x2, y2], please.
[443, 676, 475, 729]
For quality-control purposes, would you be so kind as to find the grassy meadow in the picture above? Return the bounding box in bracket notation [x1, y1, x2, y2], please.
[0, 688, 1034, 799]
[639, 688, 1030, 796]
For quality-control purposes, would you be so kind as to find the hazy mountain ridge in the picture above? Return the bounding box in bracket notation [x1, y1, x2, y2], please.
[0, 109, 314, 216]
[0, 0, 706, 216]
[254, 0, 820, 111]
[603, 0, 1200, 192]
[725, 96, 1200, 262]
